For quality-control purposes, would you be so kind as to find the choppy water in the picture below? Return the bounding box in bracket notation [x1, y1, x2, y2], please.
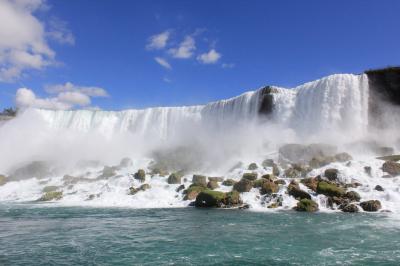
[1, 204, 399, 265]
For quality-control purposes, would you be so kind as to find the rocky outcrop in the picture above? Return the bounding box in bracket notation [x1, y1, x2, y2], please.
[38, 191, 63, 201]
[258, 86, 278, 116]
[342, 204, 359, 213]
[129, 184, 151, 195]
[134, 169, 146, 182]
[316, 181, 346, 197]
[183, 185, 206, 200]
[192, 175, 207, 187]
[287, 182, 311, 200]
[194, 190, 242, 208]
[248, 163, 258, 170]
[167, 173, 182, 184]
[233, 179, 253, 192]
[222, 179, 236, 186]
[324, 168, 339, 181]
[260, 180, 279, 195]
[207, 180, 219, 190]
[242, 172, 258, 181]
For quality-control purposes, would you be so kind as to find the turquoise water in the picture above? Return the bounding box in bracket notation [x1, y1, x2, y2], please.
[0, 204, 400, 265]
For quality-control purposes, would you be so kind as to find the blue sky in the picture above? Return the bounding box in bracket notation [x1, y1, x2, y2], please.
[1, 0, 399, 110]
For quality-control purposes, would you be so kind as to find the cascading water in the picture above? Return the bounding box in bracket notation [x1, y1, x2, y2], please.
[0, 73, 399, 213]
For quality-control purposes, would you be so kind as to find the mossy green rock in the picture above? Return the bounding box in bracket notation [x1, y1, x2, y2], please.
[183, 185, 206, 200]
[242, 172, 258, 181]
[317, 181, 346, 197]
[38, 191, 63, 201]
[195, 190, 242, 208]
[167, 173, 182, 184]
[134, 169, 146, 182]
[192, 175, 207, 187]
[295, 199, 319, 212]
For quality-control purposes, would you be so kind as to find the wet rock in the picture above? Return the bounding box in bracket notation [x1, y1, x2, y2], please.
[208, 177, 224, 182]
[119, 157, 133, 168]
[129, 184, 151, 195]
[42, 186, 59, 193]
[183, 185, 206, 200]
[262, 159, 274, 168]
[301, 177, 319, 192]
[239, 203, 250, 210]
[253, 178, 268, 188]
[279, 143, 337, 164]
[222, 179, 236, 186]
[242, 172, 258, 181]
[260, 181, 279, 195]
[139, 184, 151, 191]
[360, 200, 382, 212]
[344, 191, 361, 202]
[287, 182, 311, 200]
[0, 175, 7, 186]
[316, 181, 346, 197]
[150, 167, 169, 177]
[274, 179, 286, 185]
[38, 191, 63, 201]
[309, 155, 336, 169]
[374, 185, 384, 191]
[167, 173, 182, 184]
[11, 161, 53, 180]
[377, 154, 400, 162]
[248, 163, 258, 170]
[344, 182, 362, 188]
[194, 190, 242, 208]
[294, 199, 319, 212]
[364, 166, 372, 176]
[334, 152, 353, 162]
[382, 161, 400, 176]
[192, 175, 207, 187]
[324, 168, 339, 181]
[261, 174, 275, 181]
[176, 184, 185, 192]
[342, 204, 359, 213]
[102, 166, 118, 178]
[207, 180, 219, 190]
[272, 164, 280, 176]
[233, 179, 253, 193]
[285, 164, 311, 178]
[134, 169, 146, 182]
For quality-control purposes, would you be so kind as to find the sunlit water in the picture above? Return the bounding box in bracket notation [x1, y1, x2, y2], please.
[1, 203, 399, 265]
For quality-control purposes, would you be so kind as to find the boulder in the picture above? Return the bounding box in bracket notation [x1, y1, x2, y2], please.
[324, 168, 339, 181]
[253, 179, 267, 188]
[334, 152, 353, 162]
[208, 177, 224, 182]
[248, 163, 258, 170]
[294, 199, 319, 212]
[194, 190, 242, 208]
[167, 173, 182, 184]
[233, 179, 253, 193]
[364, 166, 372, 176]
[382, 161, 400, 176]
[274, 179, 286, 185]
[272, 164, 280, 176]
[309, 156, 336, 169]
[192, 175, 207, 187]
[287, 182, 311, 200]
[119, 157, 133, 168]
[0, 174, 7, 186]
[374, 185, 384, 191]
[260, 181, 279, 195]
[242, 172, 258, 181]
[38, 191, 63, 201]
[344, 191, 361, 202]
[129, 184, 151, 195]
[222, 179, 236, 186]
[301, 177, 319, 192]
[11, 161, 53, 180]
[316, 181, 346, 197]
[207, 180, 219, 190]
[342, 204, 359, 213]
[101, 166, 118, 178]
[360, 200, 382, 212]
[262, 159, 274, 168]
[261, 174, 275, 181]
[150, 167, 169, 177]
[183, 185, 206, 200]
[176, 184, 185, 192]
[139, 184, 151, 191]
[134, 169, 146, 182]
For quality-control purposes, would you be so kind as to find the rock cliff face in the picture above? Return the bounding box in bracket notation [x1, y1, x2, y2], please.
[257, 86, 279, 116]
[365, 67, 400, 127]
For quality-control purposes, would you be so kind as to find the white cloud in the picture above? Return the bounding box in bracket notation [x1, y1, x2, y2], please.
[45, 82, 109, 97]
[146, 30, 170, 50]
[163, 77, 171, 83]
[197, 49, 221, 64]
[154, 57, 171, 70]
[0, 0, 74, 82]
[16, 82, 109, 110]
[47, 17, 75, 45]
[222, 63, 235, 69]
[168, 35, 195, 59]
